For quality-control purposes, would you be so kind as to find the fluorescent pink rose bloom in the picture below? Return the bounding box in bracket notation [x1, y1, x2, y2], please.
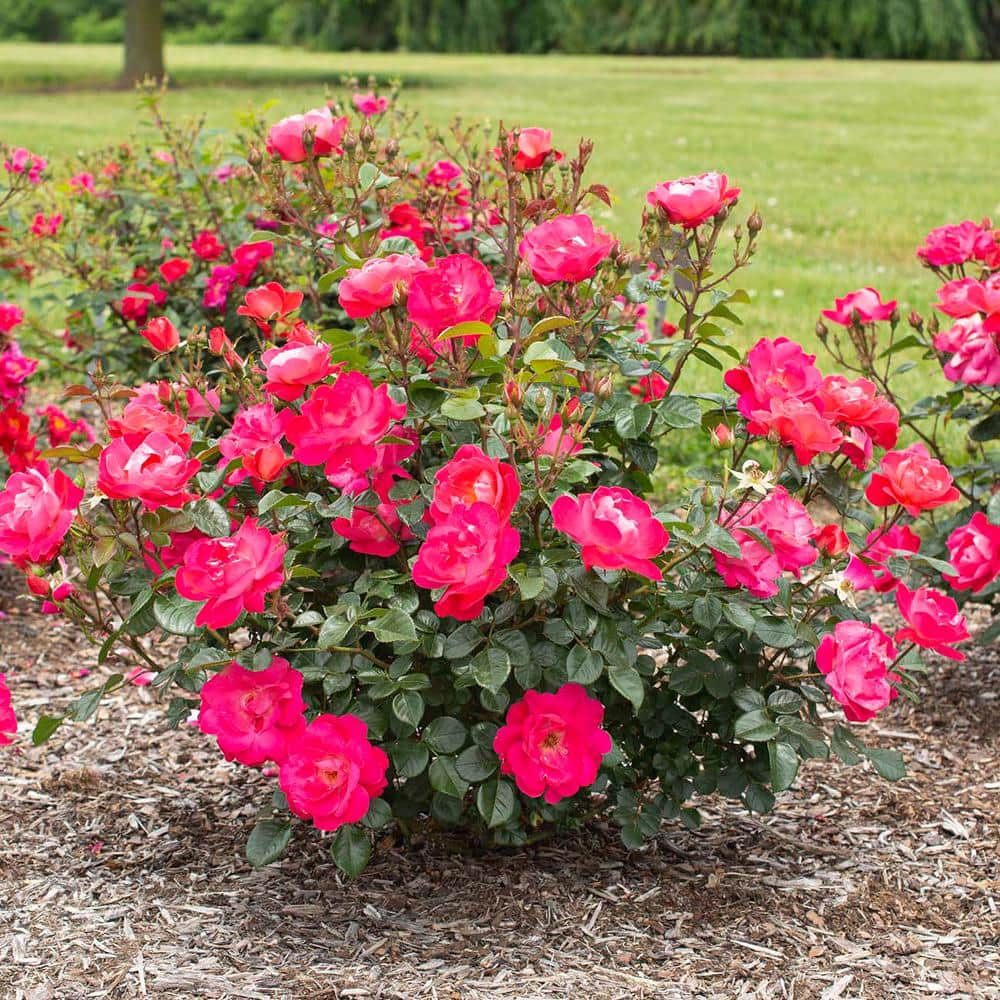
[406, 253, 503, 337]
[750, 396, 843, 466]
[352, 92, 389, 117]
[895, 584, 970, 661]
[31, 212, 62, 237]
[412, 502, 520, 620]
[724, 337, 823, 430]
[857, 525, 921, 593]
[917, 221, 994, 267]
[934, 277, 982, 318]
[107, 392, 190, 445]
[630, 372, 670, 402]
[821, 287, 897, 326]
[0, 302, 26, 334]
[646, 172, 740, 228]
[713, 531, 783, 598]
[326, 429, 419, 497]
[518, 213, 614, 285]
[865, 443, 960, 517]
[237, 281, 303, 325]
[333, 491, 413, 558]
[968, 273, 1000, 317]
[338, 253, 428, 318]
[266, 107, 349, 162]
[279, 713, 389, 831]
[140, 316, 180, 353]
[0, 673, 16, 745]
[510, 127, 560, 172]
[198, 658, 307, 766]
[425, 159, 463, 187]
[815, 524, 850, 558]
[816, 620, 899, 723]
[120, 281, 167, 323]
[551, 487, 669, 581]
[494, 683, 612, 804]
[175, 517, 287, 628]
[143, 527, 208, 573]
[538, 413, 583, 458]
[261, 341, 337, 401]
[429, 444, 520, 526]
[944, 512, 1000, 593]
[286, 372, 407, 481]
[218, 402, 292, 484]
[97, 431, 200, 511]
[934, 316, 1000, 386]
[0, 342, 38, 405]
[0, 468, 83, 566]
[817, 375, 899, 448]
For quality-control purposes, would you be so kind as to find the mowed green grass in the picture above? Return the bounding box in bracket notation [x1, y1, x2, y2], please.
[2, 43, 999, 365]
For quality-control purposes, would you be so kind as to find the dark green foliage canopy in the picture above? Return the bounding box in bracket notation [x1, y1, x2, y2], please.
[1, 0, 995, 59]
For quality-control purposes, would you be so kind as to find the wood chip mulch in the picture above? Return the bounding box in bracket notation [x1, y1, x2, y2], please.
[1, 571, 997, 1000]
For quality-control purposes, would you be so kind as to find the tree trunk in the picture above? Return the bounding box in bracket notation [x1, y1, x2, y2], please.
[122, 0, 165, 86]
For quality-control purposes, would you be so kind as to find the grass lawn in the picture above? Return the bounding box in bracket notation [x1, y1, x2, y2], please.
[2, 43, 999, 374]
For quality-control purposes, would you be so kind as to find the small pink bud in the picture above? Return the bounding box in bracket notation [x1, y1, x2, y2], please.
[710, 423, 734, 448]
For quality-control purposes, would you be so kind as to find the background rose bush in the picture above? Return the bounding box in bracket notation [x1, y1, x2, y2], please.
[0, 90, 996, 874]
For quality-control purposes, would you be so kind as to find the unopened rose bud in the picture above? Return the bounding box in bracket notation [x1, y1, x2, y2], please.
[247, 146, 263, 168]
[384, 138, 400, 160]
[342, 131, 359, 153]
[594, 375, 614, 399]
[815, 319, 829, 340]
[815, 524, 850, 558]
[359, 123, 375, 147]
[928, 314, 939, 334]
[889, 307, 900, 326]
[747, 209, 764, 235]
[503, 381, 523, 405]
[25, 572, 50, 597]
[908, 310, 923, 330]
[710, 423, 733, 448]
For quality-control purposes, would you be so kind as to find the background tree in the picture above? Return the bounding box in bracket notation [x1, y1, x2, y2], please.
[122, 0, 164, 86]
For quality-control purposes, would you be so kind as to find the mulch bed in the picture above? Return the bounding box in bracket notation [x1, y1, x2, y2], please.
[1, 570, 997, 1000]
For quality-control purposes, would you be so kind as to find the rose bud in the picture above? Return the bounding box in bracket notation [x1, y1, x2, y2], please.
[710, 423, 734, 448]
[815, 524, 850, 558]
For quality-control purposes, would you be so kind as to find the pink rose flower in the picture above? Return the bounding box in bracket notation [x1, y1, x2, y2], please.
[338, 253, 428, 318]
[190, 230, 225, 261]
[237, 281, 303, 326]
[0, 302, 26, 334]
[97, 431, 200, 511]
[508, 127, 560, 172]
[917, 221, 995, 267]
[175, 517, 287, 629]
[816, 620, 899, 723]
[895, 584, 970, 662]
[261, 341, 337, 401]
[218, 402, 292, 484]
[865, 443, 960, 517]
[412, 502, 520, 620]
[158, 257, 191, 284]
[537, 413, 583, 459]
[821, 287, 897, 326]
[724, 337, 823, 430]
[934, 316, 1000, 387]
[856, 525, 921, 592]
[0, 468, 83, 566]
[629, 372, 670, 402]
[352, 92, 389, 117]
[198, 657, 307, 766]
[266, 108, 349, 162]
[232, 241, 274, 284]
[286, 372, 407, 481]
[934, 276, 982, 318]
[944, 512, 1000, 593]
[120, 281, 167, 323]
[551, 486, 669, 581]
[107, 392, 190, 445]
[428, 444, 520, 526]
[0, 673, 16, 746]
[140, 316, 180, 353]
[0, 342, 38, 405]
[518, 213, 615, 286]
[406, 253, 503, 337]
[278, 713, 389, 831]
[30, 212, 62, 237]
[815, 524, 850, 557]
[750, 396, 843, 466]
[425, 159, 463, 187]
[332, 479, 414, 557]
[143, 528, 208, 573]
[817, 375, 899, 449]
[494, 683, 612, 803]
[646, 172, 740, 228]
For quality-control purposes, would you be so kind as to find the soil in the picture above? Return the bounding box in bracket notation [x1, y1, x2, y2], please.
[1, 568, 997, 999]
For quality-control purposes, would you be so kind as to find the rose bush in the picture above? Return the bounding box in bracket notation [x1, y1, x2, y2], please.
[0, 94, 988, 875]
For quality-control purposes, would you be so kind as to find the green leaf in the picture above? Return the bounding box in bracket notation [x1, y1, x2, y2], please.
[472, 647, 511, 692]
[700, 522, 742, 559]
[969, 411, 1000, 442]
[734, 709, 780, 742]
[830, 724, 863, 765]
[391, 690, 424, 729]
[187, 498, 231, 538]
[660, 395, 702, 429]
[566, 646, 604, 685]
[330, 825, 371, 877]
[614, 404, 651, 440]
[754, 615, 798, 649]
[510, 564, 545, 601]
[722, 601, 757, 632]
[443, 624, 483, 659]
[767, 689, 804, 714]
[422, 716, 467, 755]
[692, 595, 723, 630]
[318, 614, 352, 648]
[455, 745, 498, 782]
[246, 819, 293, 868]
[609, 666, 644, 710]
[440, 396, 486, 421]
[528, 315, 575, 338]
[389, 740, 429, 778]
[32, 714, 63, 745]
[428, 756, 470, 799]
[153, 592, 202, 636]
[438, 320, 493, 340]
[361, 798, 393, 830]
[767, 742, 800, 793]
[732, 687, 766, 712]
[987, 492, 1000, 526]
[743, 782, 776, 813]
[371, 608, 417, 645]
[864, 747, 906, 781]
[477, 778, 518, 828]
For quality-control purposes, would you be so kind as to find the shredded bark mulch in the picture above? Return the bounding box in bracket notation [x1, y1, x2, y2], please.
[1, 574, 997, 1000]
